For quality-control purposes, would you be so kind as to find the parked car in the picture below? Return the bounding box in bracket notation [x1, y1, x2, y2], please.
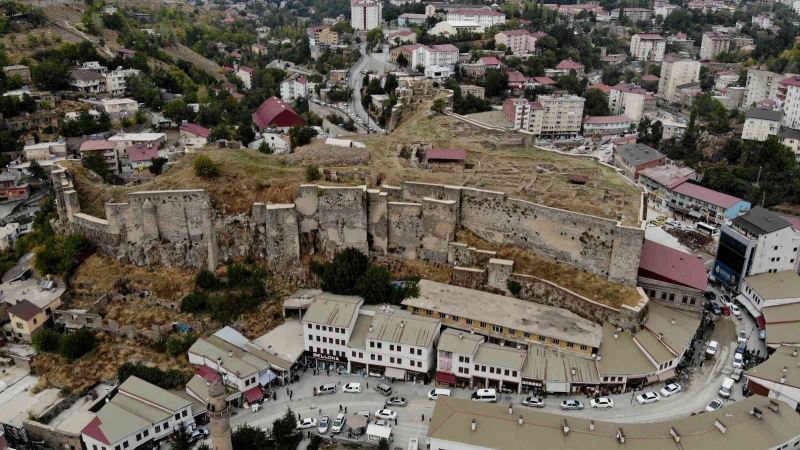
[737, 330, 748, 344]
[709, 302, 722, 315]
[660, 383, 682, 397]
[732, 352, 744, 369]
[730, 304, 743, 319]
[375, 409, 397, 420]
[296, 418, 317, 430]
[375, 383, 392, 396]
[189, 428, 209, 442]
[731, 368, 744, 382]
[385, 396, 407, 407]
[636, 392, 661, 404]
[318, 416, 330, 434]
[704, 291, 717, 300]
[331, 414, 346, 434]
[590, 397, 614, 409]
[706, 340, 719, 357]
[343, 382, 361, 393]
[720, 294, 733, 306]
[317, 383, 337, 395]
[521, 396, 545, 408]
[560, 400, 584, 410]
[427, 388, 451, 400]
[471, 388, 498, 403]
[706, 398, 724, 412]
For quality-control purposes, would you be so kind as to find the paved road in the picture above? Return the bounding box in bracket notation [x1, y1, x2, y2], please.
[348, 43, 394, 134]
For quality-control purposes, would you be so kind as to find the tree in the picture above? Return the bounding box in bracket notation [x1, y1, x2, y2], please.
[237, 122, 256, 144]
[431, 98, 446, 114]
[258, 141, 272, 154]
[311, 248, 369, 295]
[396, 53, 408, 67]
[232, 424, 272, 450]
[149, 157, 167, 175]
[482, 69, 509, 97]
[32, 60, 71, 90]
[366, 28, 384, 50]
[180, 292, 208, 313]
[28, 160, 47, 180]
[170, 426, 194, 450]
[32, 328, 61, 353]
[193, 155, 220, 178]
[117, 363, 190, 389]
[163, 99, 193, 124]
[305, 164, 321, 181]
[289, 126, 317, 148]
[583, 88, 610, 116]
[58, 328, 97, 360]
[165, 333, 197, 357]
[356, 265, 391, 304]
[83, 152, 111, 182]
[195, 269, 220, 289]
[271, 408, 298, 444]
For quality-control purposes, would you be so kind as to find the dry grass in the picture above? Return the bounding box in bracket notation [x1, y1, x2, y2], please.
[456, 230, 641, 309]
[72, 254, 194, 302]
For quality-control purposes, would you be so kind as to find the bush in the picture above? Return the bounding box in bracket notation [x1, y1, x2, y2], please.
[305, 164, 321, 181]
[507, 280, 522, 296]
[232, 424, 272, 450]
[193, 155, 220, 178]
[195, 269, 219, 290]
[181, 291, 209, 313]
[57, 328, 97, 360]
[32, 328, 61, 353]
[165, 333, 196, 357]
[117, 362, 190, 389]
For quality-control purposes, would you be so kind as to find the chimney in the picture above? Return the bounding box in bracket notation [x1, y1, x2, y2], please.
[670, 427, 680, 443]
[471, 419, 477, 432]
[750, 407, 763, 419]
[517, 415, 523, 426]
[714, 419, 727, 434]
[227, 351, 233, 357]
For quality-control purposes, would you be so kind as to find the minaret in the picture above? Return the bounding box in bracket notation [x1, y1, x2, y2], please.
[208, 378, 233, 450]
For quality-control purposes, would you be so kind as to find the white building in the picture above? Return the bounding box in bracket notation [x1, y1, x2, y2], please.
[608, 83, 655, 122]
[80, 376, 195, 450]
[740, 271, 800, 315]
[494, 30, 537, 55]
[445, 7, 505, 28]
[741, 108, 782, 141]
[583, 115, 634, 136]
[427, 21, 483, 36]
[237, 66, 256, 90]
[105, 67, 140, 97]
[658, 56, 701, 104]
[780, 75, 800, 130]
[502, 97, 543, 133]
[538, 94, 585, 138]
[411, 44, 459, 70]
[84, 98, 139, 119]
[744, 69, 783, 108]
[70, 69, 106, 95]
[629, 33, 666, 62]
[351, 0, 382, 31]
[23, 141, 66, 161]
[280, 74, 313, 102]
[700, 32, 731, 60]
[752, 14, 773, 30]
[302, 293, 363, 372]
[746, 346, 800, 410]
[179, 122, 211, 150]
[248, 132, 292, 154]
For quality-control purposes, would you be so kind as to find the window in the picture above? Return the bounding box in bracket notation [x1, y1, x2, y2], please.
[552, 338, 560, 345]
[538, 335, 545, 342]
[390, 357, 395, 363]
[524, 332, 531, 338]
[479, 322, 487, 328]
[492, 325, 503, 333]
[155, 425, 160, 433]
[136, 434, 141, 441]
[660, 292, 667, 300]
[352, 351, 356, 357]
[315, 336, 320, 342]
[377, 343, 383, 349]
[426, 310, 432, 316]
[115, 446, 121, 450]
[371, 354, 375, 360]
[682, 296, 688, 304]
[143, 430, 149, 437]
[377, 355, 382, 361]
[417, 349, 422, 355]
[512, 371, 517, 377]
[668, 293, 675, 301]
[504, 369, 509, 376]
[308, 324, 312, 329]
[465, 318, 473, 325]
[451, 315, 459, 322]
[316, 324, 320, 330]
[567, 342, 574, 348]
[397, 358, 403, 364]
[475, 364, 479, 371]
[370, 342, 375, 348]
[580, 345, 588, 351]
[175, 413, 180, 420]
[397, 346, 402, 352]
[123, 442, 129, 449]
[489, 367, 495, 374]
[389, 344, 394, 351]
[438, 312, 445, 318]
[359, 352, 364, 358]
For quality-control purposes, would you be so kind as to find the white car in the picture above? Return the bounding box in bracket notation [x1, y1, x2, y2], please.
[732, 352, 744, 369]
[660, 383, 682, 397]
[343, 382, 362, 393]
[331, 414, 346, 434]
[296, 418, 317, 429]
[720, 294, 733, 307]
[374, 409, 397, 421]
[636, 392, 661, 404]
[318, 416, 330, 434]
[706, 340, 719, 357]
[521, 396, 545, 408]
[590, 397, 614, 408]
[706, 398, 724, 412]
[737, 330, 747, 344]
[560, 400, 584, 410]
[730, 304, 742, 319]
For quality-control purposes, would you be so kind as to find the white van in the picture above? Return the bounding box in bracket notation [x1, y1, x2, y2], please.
[471, 388, 498, 403]
[719, 377, 734, 398]
[427, 388, 451, 400]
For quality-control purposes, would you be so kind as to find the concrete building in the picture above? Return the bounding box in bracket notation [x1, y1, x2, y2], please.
[80, 376, 196, 450]
[629, 33, 665, 62]
[502, 97, 543, 133]
[713, 206, 800, 291]
[23, 141, 67, 161]
[459, 84, 485, 100]
[611, 7, 652, 22]
[428, 20, 483, 36]
[582, 115, 634, 136]
[744, 68, 782, 108]
[108, 133, 166, 156]
[494, 30, 537, 55]
[670, 182, 750, 226]
[306, 25, 339, 47]
[538, 94, 585, 138]
[780, 127, 800, 158]
[0, 170, 29, 203]
[638, 239, 707, 312]
[446, 7, 505, 28]
[79, 139, 119, 174]
[3, 65, 31, 83]
[248, 132, 291, 154]
[658, 56, 701, 104]
[613, 143, 666, 179]
[126, 143, 159, 172]
[700, 32, 731, 60]
[70, 69, 106, 95]
[780, 75, 800, 130]
[746, 346, 800, 410]
[638, 164, 697, 207]
[236, 66, 255, 90]
[411, 44, 459, 71]
[179, 122, 211, 150]
[280, 74, 313, 102]
[761, 304, 800, 349]
[85, 98, 139, 119]
[105, 68, 140, 97]
[742, 108, 783, 141]
[608, 83, 655, 122]
[351, 0, 382, 31]
[739, 271, 800, 317]
[301, 293, 363, 372]
[397, 12, 427, 26]
[2, 278, 65, 342]
[426, 396, 800, 450]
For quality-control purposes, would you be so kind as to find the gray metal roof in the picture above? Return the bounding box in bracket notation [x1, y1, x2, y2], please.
[745, 108, 783, 122]
[616, 143, 665, 167]
[367, 311, 441, 347]
[733, 206, 791, 236]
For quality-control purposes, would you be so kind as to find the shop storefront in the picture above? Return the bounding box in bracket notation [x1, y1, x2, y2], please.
[304, 350, 348, 373]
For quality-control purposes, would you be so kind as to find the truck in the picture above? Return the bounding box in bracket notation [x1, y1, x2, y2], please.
[719, 377, 735, 398]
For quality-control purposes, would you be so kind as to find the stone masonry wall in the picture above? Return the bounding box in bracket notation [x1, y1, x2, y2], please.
[387, 202, 423, 260]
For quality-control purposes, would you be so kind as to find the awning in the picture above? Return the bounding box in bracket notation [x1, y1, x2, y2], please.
[243, 386, 263, 404]
[385, 367, 406, 380]
[259, 370, 277, 386]
[736, 294, 761, 320]
[197, 365, 221, 383]
[436, 371, 456, 385]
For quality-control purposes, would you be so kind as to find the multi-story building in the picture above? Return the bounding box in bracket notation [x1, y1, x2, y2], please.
[306, 25, 339, 47]
[780, 75, 800, 129]
[446, 7, 505, 28]
[81, 376, 196, 450]
[3, 277, 64, 342]
[538, 94, 585, 138]
[780, 127, 800, 158]
[428, 21, 483, 36]
[611, 7, 652, 22]
[351, 0, 382, 31]
[502, 97, 543, 133]
[494, 30, 537, 55]
[236, 66, 255, 90]
[411, 44, 459, 70]
[302, 293, 363, 372]
[670, 182, 750, 226]
[744, 69, 782, 108]
[70, 69, 106, 95]
[0, 170, 29, 203]
[746, 346, 800, 410]
[85, 97, 139, 119]
[280, 74, 313, 102]
[608, 83, 655, 121]
[741, 108, 782, 141]
[79, 139, 120, 174]
[179, 122, 211, 150]
[700, 32, 731, 60]
[638, 239, 707, 312]
[740, 270, 800, 316]
[582, 115, 634, 136]
[613, 143, 666, 179]
[397, 12, 428, 27]
[629, 33, 665, 62]
[658, 56, 701, 104]
[105, 68, 140, 97]
[638, 164, 697, 207]
[713, 206, 800, 291]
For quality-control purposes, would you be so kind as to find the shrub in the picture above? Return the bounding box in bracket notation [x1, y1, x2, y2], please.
[165, 333, 196, 357]
[305, 164, 321, 181]
[195, 269, 219, 290]
[32, 328, 61, 353]
[507, 279, 522, 296]
[57, 328, 97, 360]
[117, 362, 190, 389]
[180, 292, 209, 313]
[193, 155, 220, 178]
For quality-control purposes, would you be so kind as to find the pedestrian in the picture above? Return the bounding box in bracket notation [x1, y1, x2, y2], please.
[290, 391, 293, 401]
[286, 387, 289, 395]
[319, 408, 322, 415]
[345, 406, 348, 413]
[394, 417, 397, 425]
[297, 413, 301, 421]
[421, 413, 425, 422]
[366, 381, 369, 389]
[339, 404, 343, 412]
[327, 368, 330, 376]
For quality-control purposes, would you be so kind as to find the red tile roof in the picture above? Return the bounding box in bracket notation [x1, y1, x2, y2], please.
[430, 44, 459, 52]
[127, 144, 159, 162]
[532, 76, 555, 85]
[642, 74, 660, 81]
[639, 239, 707, 291]
[589, 83, 611, 93]
[238, 65, 255, 74]
[180, 122, 211, 138]
[252, 96, 305, 130]
[583, 115, 632, 124]
[507, 71, 528, 83]
[780, 75, 800, 88]
[672, 182, 743, 209]
[556, 59, 584, 70]
[478, 56, 502, 66]
[80, 139, 116, 151]
[426, 148, 466, 161]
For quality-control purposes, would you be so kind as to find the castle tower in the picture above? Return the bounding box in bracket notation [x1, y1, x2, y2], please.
[208, 378, 233, 450]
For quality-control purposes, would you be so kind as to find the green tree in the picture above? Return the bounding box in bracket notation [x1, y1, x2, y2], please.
[32, 328, 61, 353]
[28, 160, 47, 180]
[258, 141, 272, 154]
[32, 60, 71, 90]
[180, 292, 209, 313]
[289, 126, 317, 148]
[165, 333, 197, 357]
[163, 99, 194, 124]
[271, 408, 298, 443]
[305, 164, 321, 181]
[431, 98, 446, 114]
[83, 152, 111, 182]
[193, 155, 220, 178]
[311, 248, 369, 295]
[482, 69, 508, 97]
[232, 424, 272, 450]
[356, 265, 391, 304]
[149, 157, 168, 175]
[582, 88, 610, 116]
[396, 53, 408, 67]
[117, 363, 190, 389]
[58, 328, 97, 360]
[170, 426, 194, 450]
[366, 28, 384, 50]
[195, 269, 220, 289]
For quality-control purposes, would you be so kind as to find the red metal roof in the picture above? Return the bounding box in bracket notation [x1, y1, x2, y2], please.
[82, 416, 111, 445]
[780, 75, 800, 87]
[80, 139, 116, 151]
[127, 144, 159, 162]
[426, 148, 466, 161]
[180, 122, 211, 138]
[244, 386, 263, 403]
[507, 71, 528, 83]
[638, 239, 707, 291]
[478, 56, 502, 66]
[252, 96, 305, 130]
[672, 181, 743, 209]
[196, 365, 221, 383]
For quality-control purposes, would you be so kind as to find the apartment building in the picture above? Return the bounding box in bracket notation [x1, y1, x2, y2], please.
[611, 7, 652, 21]
[79, 139, 119, 174]
[302, 293, 363, 372]
[351, 0, 382, 30]
[306, 25, 339, 47]
[86, 98, 139, 119]
[538, 94, 585, 138]
[670, 182, 750, 226]
[70, 69, 106, 95]
[741, 108, 782, 141]
[629, 33, 666, 62]
[613, 143, 665, 179]
[744, 69, 782, 108]
[700, 32, 731, 60]
[236, 66, 256, 90]
[411, 44, 459, 70]
[502, 97, 543, 133]
[583, 115, 634, 136]
[0, 170, 29, 203]
[713, 206, 800, 291]
[658, 56, 701, 104]
[280, 74, 313, 102]
[81, 376, 196, 450]
[494, 30, 537, 55]
[608, 83, 655, 121]
[105, 68, 140, 97]
[446, 8, 505, 28]
[780, 75, 800, 129]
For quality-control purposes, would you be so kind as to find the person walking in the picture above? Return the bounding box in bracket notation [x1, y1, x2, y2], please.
[339, 404, 343, 412]
[421, 413, 425, 422]
[366, 381, 369, 389]
[394, 417, 397, 425]
[345, 406, 348, 413]
[319, 408, 322, 415]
